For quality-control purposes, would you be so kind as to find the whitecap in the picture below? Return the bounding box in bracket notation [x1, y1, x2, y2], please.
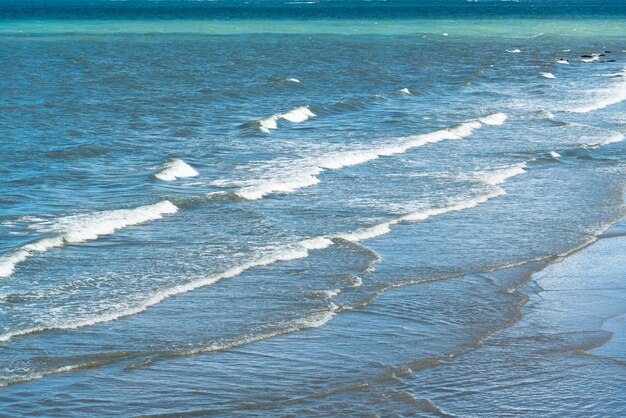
[540, 72, 556, 79]
[506, 49, 521, 53]
[257, 106, 315, 133]
[153, 159, 199, 181]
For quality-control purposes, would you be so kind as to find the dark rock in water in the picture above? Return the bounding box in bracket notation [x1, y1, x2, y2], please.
[599, 54, 606, 57]
[606, 59, 617, 62]
[605, 50, 611, 53]
[580, 54, 593, 58]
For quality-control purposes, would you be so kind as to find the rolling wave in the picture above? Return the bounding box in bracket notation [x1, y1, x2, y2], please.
[227, 113, 507, 200]
[0, 201, 178, 279]
[250, 106, 316, 133]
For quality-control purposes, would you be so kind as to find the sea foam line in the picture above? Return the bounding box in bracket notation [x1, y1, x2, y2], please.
[0, 162, 526, 343]
[0, 201, 178, 279]
[232, 113, 507, 200]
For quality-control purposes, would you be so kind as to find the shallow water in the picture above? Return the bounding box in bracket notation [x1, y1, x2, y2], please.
[0, 1, 625, 415]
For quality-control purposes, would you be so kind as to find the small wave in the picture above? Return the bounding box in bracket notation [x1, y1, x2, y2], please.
[594, 132, 625, 146]
[398, 87, 411, 95]
[592, 72, 625, 78]
[556, 59, 569, 65]
[0, 163, 525, 341]
[317, 288, 341, 298]
[0, 363, 100, 388]
[255, 106, 315, 133]
[569, 76, 626, 113]
[232, 113, 507, 200]
[0, 201, 178, 279]
[540, 72, 556, 79]
[506, 49, 521, 53]
[549, 151, 561, 159]
[335, 163, 526, 243]
[350, 276, 363, 288]
[479, 162, 527, 186]
[286, 78, 300, 83]
[180, 305, 337, 357]
[0, 236, 333, 342]
[478, 112, 507, 125]
[153, 159, 199, 181]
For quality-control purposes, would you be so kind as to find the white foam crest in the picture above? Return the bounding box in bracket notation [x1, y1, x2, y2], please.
[350, 276, 363, 287]
[402, 190, 505, 224]
[478, 112, 507, 125]
[318, 288, 341, 298]
[334, 162, 526, 244]
[399, 87, 411, 95]
[556, 59, 569, 64]
[281, 106, 315, 122]
[506, 48, 521, 53]
[234, 113, 507, 200]
[540, 72, 556, 79]
[335, 162, 527, 245]
[596, 132, 625, 146]
[335, 222, 393, 242]
[154, 159, 199, 181]
[569, 81, 626, 113]
[334, 190, 507, 244]
[549, 151, 561, 159]
[235, 171, 321, 200]
[286, 78, 300, 83]
[258, 106, 315, 132]
[480, 162, 527, 185]
[319, 150, 381, 169]
[448, 120, 483, 137]
[0, 201, 178, 279]
[0, 249, 33, 278]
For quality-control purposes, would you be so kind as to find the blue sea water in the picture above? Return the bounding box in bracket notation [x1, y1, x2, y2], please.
[0, 1, 626, 416]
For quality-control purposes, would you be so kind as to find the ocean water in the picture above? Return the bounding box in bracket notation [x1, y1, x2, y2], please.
[1, 1, 625, 416]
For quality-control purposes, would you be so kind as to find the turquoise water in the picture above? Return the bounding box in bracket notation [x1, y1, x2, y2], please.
[1, 1, 626, 416]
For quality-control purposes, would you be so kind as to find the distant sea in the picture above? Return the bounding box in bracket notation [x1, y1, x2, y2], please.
[1, 1, 625, 416]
